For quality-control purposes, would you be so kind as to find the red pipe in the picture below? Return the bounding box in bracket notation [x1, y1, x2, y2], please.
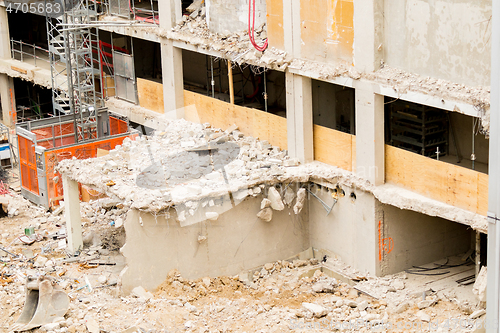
[248, 0, 268, 52]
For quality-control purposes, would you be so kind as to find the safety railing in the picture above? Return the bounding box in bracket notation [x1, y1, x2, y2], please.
[10, 40, 55, 67]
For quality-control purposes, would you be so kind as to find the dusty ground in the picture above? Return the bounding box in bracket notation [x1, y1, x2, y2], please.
[0, 186, 485, 333]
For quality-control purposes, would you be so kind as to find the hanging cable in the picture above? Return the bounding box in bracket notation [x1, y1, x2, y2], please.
[248, 0, 268, 52]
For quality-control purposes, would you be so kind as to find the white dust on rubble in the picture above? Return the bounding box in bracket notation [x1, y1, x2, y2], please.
[167, 2, 290, 71]
[56, 117, 488, 232]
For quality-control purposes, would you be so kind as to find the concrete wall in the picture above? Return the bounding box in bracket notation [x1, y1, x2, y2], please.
[383, 0, 491, 87]
[300, 0, 354, 63]
[308, 185, 380, 276]
[120, 194, 309, 294]
[206, 0, 267, 35]
[380, 204, 472, 275]
[308, 184, 472, 276]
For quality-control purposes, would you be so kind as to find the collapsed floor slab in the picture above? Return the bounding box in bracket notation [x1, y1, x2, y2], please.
[55, 118, 487, 293]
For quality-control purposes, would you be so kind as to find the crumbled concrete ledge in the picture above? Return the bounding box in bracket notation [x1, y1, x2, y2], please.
[56, 118, 488, 233]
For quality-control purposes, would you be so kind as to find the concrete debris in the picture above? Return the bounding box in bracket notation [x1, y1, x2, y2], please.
[473, 266, 487, 303]
[130, 286, 153, 301]
[392, 279, 405, 290]
[260, 198, 271, 209]
[257, 207, 272, 222]
[470, 309, 486, 319]
[284, 187, 296, 207]
[301, 302, 328, 318]
[205, 211, 219, 221]
[84, 314, 100, 333]
[293, 188, 306, 214]
[417, 298, 437, 309]
[416, 310, 431, 322]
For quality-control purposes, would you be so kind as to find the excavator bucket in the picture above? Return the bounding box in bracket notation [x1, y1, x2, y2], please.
[11, 276, 70, 332]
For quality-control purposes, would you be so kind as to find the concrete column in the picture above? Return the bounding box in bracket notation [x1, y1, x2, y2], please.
[0, 74, 16, 127]
[353, 0, 384, 72]
[158, 0, 181, 30]
[355, 82, 384, 185]
[286, 72, 313, 163]
[62, 175, 83, 254]
[354, 193, 382, 276]
[160, 40, 184, 116]
[0, 7, 11, 59]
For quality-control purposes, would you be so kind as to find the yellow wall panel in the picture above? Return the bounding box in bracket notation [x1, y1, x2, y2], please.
[385, 145, 488, 216]
[313, 125, 354, 171]
[184, 90, 287, 150]
[266, 0, 284, 50]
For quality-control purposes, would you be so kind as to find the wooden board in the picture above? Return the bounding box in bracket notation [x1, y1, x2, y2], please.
[385, 145, 488, 216]
[137, 78, 164, 113]
[313, 124, 354, 171]
[11, 66, 27, 74]
[184, 90, 287, 150]
[104, 77, 115, 98]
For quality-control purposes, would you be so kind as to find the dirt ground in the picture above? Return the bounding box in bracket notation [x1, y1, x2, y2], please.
[0, 187, 484, 333]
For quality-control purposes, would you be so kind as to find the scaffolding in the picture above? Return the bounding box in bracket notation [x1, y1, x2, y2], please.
[46, 0, 104, 143]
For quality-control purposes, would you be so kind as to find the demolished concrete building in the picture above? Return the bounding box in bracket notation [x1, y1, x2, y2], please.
[0, 0, 495, 327]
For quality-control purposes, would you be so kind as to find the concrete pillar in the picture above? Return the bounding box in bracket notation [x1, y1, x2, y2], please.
[158, 0, 181, 30]
[160, 40, 184, 116]
[354, 193, 383, 276]
[353, 0, 384, 72]
[0, 7, 16, 127]
[62, 175, 83, 254]
[285, 72, 313, 163]
[0, 7, 11, 59]
[355, 82, 384, 185]
[0, 75, 16, 127]
[158, 0, 184, 116]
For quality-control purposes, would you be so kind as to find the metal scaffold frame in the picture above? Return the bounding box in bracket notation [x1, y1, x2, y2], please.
[46, 0, 105, 143]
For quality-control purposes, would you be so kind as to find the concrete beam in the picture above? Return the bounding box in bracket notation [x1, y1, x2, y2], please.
[355, 82, 385, 185]
[62, 175, 83, 254]
[286, 72, 313, 163]
[161, 39, 184, 115]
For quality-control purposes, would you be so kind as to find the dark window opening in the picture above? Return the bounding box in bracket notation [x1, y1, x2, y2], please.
[312, 79, 355, 135]
[384, 98, 488, 173]
[14, 78, 54, 122]
[182, 50, 286, 117]
[133, 38, 162, 81]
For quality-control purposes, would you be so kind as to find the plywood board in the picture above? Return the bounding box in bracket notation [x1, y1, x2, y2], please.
[183, 91, 287, 150]
[137, 78, 164, 113]
[313, 125, 353, 171]
[385, 144, 488, 216]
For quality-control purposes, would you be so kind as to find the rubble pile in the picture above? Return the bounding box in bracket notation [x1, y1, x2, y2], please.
[167, 2, 290, 71]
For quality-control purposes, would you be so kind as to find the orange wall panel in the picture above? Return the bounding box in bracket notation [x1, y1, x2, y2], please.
[301, 0, 354, 62]
[266, 0, 285, 50]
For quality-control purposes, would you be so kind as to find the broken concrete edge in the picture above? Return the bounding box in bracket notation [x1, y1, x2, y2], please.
[96, 15, 490, 122]
[56, 152, 488, 233]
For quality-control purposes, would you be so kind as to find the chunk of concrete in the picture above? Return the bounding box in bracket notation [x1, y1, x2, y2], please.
[473, 266, 487, 303]
[205, 212, 219, 221]
[293, 188, 306, 214]
[85, 314, 100, 333]
[284, 187, 295, 207]
[302, 302, 327, 318]
[257, 208, 272, 222]
[267, 187, 284, 211]
[130, 286, 153, 301]
[470, 309, 486, 319]
[416, 310, 431, 322]
[260, 198, 271, 209]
